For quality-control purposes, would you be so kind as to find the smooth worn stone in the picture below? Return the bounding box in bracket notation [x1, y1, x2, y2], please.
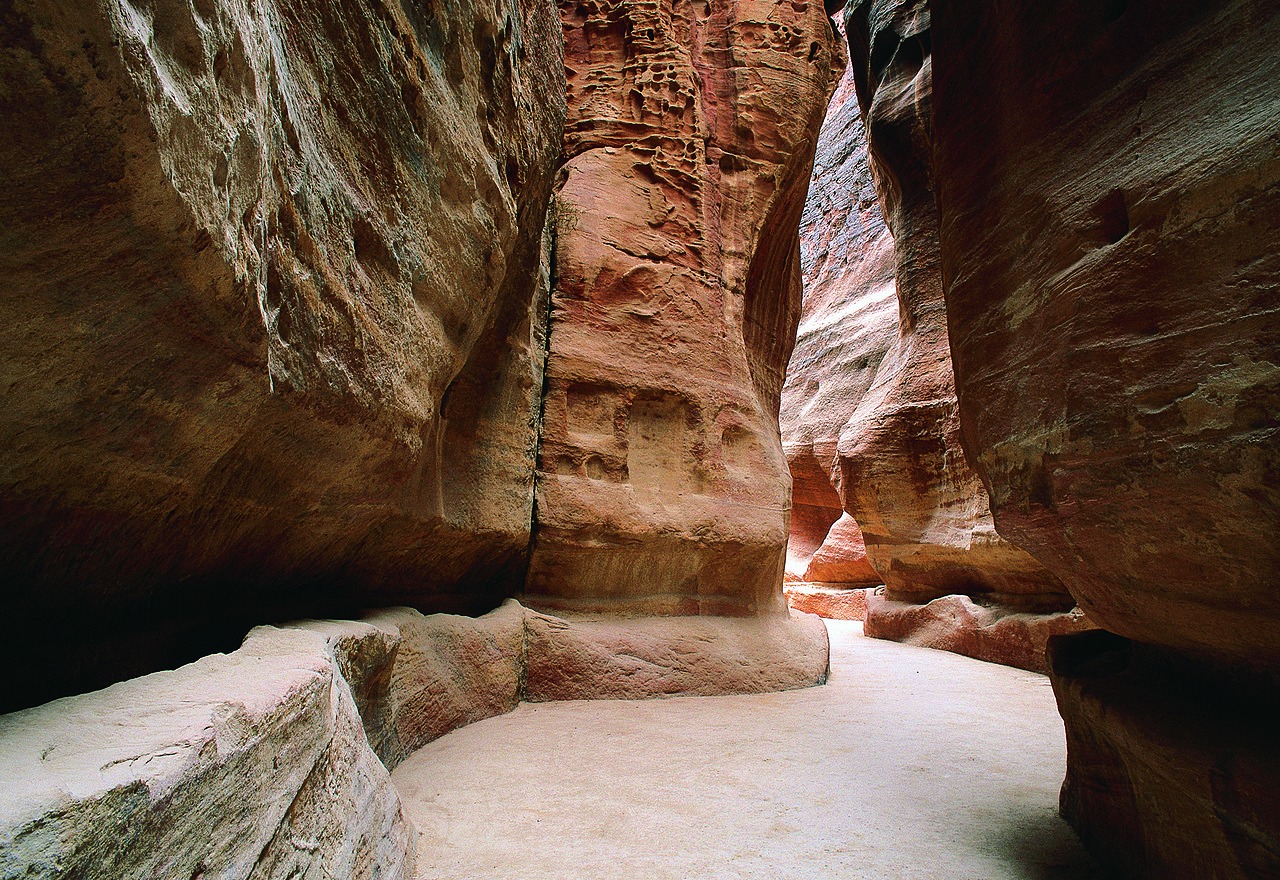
[930, 2, 1280, 872]
[1049, 631, 1280, 879]
[523, 610, 831, 701]
[832, 0, 1072, 611]
[784, 582, 874, 621]
[865, 592, 1096, 675]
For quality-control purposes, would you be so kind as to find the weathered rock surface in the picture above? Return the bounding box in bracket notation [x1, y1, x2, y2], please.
[834, 0, 1072, 613]
[359, 604, 526, 770]
[866, 593, 1094, 675]
[0, 625, 415, 880]
[928, 0, 1280, 873]
[523, 0, 841, 615]
[524, 610, 830, 701]
[780, 22, 896, 588]
[784, 583, 872, 621]
[0, 0, 565, 711]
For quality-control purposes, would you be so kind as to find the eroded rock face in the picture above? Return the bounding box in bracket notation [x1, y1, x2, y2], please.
[834, 0, 1071, 610]
[0, 0, 565, 710]
[928, 0, 1280, 873]
[780, 42, 896, 587]
[523, 0, 841, 615]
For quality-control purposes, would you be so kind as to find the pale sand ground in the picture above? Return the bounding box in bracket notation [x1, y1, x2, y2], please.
[392, 620, 1108, 880]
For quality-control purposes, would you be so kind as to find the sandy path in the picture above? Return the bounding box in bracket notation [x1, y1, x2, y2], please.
[392, 620, 1107, 879]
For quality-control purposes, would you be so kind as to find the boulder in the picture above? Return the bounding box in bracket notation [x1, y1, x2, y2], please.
[524, 0, 842, 615]
[0, 624, 414, 879]
[929, 0, 1280, 872]
[0, 0, 565, 711]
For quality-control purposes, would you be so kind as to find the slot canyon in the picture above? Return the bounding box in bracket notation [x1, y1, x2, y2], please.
[0, 0, 1275, 877]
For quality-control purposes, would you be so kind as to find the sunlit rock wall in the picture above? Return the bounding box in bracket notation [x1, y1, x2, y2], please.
[780, 30, 895, 588]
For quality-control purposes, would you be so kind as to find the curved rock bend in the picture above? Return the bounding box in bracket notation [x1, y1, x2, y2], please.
[0, 0, 565, 710]
[837, 0, 1074, 614]
[523, 0, 843, 615]
[931, 1, 1280, 874]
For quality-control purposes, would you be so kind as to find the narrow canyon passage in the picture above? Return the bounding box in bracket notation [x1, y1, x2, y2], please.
[393, 621, 1105, 879]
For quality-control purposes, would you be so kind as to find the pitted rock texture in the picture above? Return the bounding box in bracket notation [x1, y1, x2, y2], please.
[780, 21, 896, 587]
[930, 1, 1280, 873]
[523, 0, 842, 615]
[833, 0, 1071, 610]
[0, 0, 565, 711]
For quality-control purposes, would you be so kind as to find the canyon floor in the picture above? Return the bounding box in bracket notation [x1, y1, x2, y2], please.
[391, 620, 1109, 879]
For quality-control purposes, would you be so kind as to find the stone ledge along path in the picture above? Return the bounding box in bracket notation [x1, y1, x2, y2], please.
[391, 620, 1108, 879]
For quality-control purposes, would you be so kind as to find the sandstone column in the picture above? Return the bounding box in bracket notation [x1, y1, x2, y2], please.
[525, 0, 841, 614]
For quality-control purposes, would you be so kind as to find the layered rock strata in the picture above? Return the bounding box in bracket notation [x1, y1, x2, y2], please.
[780, 22, 895, 589]
[524, 0, 841, 614]
[0, 0, 565, 711]
[0, 602, 828, 877]
[930, 0, 1280, 874]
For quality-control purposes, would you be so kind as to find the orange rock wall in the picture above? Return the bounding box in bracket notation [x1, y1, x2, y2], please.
[525, 0, 842, 613]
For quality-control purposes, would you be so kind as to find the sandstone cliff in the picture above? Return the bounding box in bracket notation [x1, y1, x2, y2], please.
[837, 0, 1073, 614]
[930, 0, 1280, 874]
[523, 0, 842, 614]
[0, 0, 565, 710]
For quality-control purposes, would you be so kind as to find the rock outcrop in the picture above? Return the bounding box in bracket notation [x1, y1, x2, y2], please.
[0, 0, 565, 711]
[523, 0, 842, 614]
[780, 40, 896, 588]
[0, 601, 827, 877]
[929, 0, 1280, 874]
